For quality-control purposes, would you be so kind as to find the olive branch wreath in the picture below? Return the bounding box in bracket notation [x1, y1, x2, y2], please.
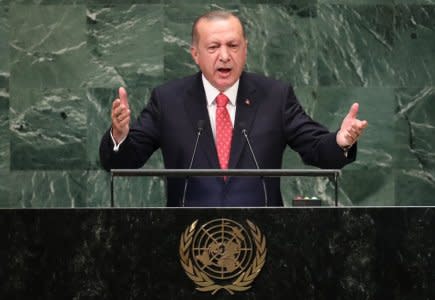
[179, 219, 267, 295]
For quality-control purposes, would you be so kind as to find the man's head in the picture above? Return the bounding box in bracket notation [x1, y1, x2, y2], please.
[190, 11, 248, 92]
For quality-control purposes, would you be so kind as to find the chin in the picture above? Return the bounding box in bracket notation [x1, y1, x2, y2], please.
[216, 79, 235, 90]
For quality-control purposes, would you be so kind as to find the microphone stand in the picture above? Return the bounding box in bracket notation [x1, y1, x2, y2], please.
[241, 127, 268, 207]
[181, 120, 204, 207]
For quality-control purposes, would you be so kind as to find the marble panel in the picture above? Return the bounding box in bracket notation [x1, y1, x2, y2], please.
[0, 6, 9, 171]
[320, 0, 435, 4]
[0, 172, 9, 206]
[0, 5, 8, 74]
[84, 170, 111, 207]
[340, 168, 395, 205]
[9, 5, 90, 89]
[86, 4, 164, 88]
[87, 0, 162, 4]
[7, 171, 86, 207]
[394, 87, 435, 204]
[164, 0, 241, 4]
[4, 170, 120, 208]
[164, 0, 316, 4]
[393, 5, 435, 87]
[394, 87, 435, 170]
[0, 94, 8, 171]
[10, 88, 87, 170]
[2, 0, 85, 4]
[241, 4, 317, 86]
[112, 171, 166, 207]
[396, 0, 435, 3]
[315, 4, 395, 87]
[395, 170, 435, 205]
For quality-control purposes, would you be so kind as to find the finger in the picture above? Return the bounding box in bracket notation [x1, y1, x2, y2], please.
[112, 108, 122, 123]
[116, 111, 131, 128]
[360, 120, 368, 129]
[119, 87, 129, 107]
[118, 117, 130, 128]
[117, 109, 131, 123]
[346, 129, 358, 141]
[112, 101, 128, 118]
[347, 102, 359, 119]
[112, 98, 121, 110]
[111, 99, 122, 121]
[349, 126, 359, 136]
[351, 120, 368, 132]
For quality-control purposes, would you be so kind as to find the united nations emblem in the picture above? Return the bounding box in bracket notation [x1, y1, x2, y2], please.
[179, 218, 267, 295]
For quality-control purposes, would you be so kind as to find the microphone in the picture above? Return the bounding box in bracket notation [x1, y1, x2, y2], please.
[239, 122, 268, 207]
[181, 120, 205, 207]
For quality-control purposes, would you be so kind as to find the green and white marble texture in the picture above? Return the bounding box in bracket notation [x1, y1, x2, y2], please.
[10, 88, 87, 170]
[0, 1, 434, 207]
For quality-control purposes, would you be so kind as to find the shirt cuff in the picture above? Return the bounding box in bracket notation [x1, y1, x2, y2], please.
[340, 145, 352, 158]
[110, 129, 126, 152]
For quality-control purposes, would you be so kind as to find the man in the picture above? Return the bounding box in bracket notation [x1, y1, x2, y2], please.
[100, 11, 368, 207]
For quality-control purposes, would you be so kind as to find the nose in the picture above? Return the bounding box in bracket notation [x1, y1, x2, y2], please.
[218, 46, 230, 62]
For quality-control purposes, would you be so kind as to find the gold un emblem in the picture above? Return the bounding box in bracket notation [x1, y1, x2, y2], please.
[179, 218, 267, 295]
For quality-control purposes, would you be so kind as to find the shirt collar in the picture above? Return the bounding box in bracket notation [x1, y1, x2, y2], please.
[202, 74, 239, 106]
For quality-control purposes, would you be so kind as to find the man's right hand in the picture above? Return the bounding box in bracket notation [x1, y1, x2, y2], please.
[111, 87, 131, 143]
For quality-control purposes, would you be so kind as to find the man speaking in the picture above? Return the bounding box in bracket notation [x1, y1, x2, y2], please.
[99, 10, 368, 207]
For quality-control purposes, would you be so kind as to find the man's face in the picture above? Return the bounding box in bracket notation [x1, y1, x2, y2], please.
[191, 16, 248, 92]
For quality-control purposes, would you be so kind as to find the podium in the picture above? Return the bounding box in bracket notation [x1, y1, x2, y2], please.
[0, 207, 434, 299]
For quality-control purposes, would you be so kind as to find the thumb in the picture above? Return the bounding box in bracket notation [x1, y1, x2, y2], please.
[119, 87, 129, 107]
[347, 102, 359, 119]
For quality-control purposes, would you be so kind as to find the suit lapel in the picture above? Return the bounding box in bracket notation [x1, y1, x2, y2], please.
[228, 73, 258, 169]
[184, 73, 220, 169]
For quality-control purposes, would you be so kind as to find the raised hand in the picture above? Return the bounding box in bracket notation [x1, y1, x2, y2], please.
[336, 103, 368, 149]
[111, 87, 131, 143]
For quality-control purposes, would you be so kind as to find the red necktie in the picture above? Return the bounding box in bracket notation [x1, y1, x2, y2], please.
[215, 93, 232, 171]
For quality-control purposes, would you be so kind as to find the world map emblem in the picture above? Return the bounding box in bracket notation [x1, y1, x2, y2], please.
[179, 218, 267, 295]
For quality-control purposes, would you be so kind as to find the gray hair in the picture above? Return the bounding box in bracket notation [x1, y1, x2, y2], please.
[191, 10, 246, 46]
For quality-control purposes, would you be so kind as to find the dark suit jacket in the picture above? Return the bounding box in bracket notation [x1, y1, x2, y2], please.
[100, 72, 356, 207]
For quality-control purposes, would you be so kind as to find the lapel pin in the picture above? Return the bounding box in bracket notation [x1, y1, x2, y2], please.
[245, 99, 251, 106]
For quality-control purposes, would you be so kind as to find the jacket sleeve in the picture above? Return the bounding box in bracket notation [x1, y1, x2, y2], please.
[282, 85, 356, 169]
[99, 89, 162, 171]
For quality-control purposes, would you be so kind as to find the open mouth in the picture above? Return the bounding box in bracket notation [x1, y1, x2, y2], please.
[217, 67, 232, 75]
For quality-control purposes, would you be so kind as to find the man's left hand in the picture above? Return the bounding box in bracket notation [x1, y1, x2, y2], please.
[336, 102, 368, 149]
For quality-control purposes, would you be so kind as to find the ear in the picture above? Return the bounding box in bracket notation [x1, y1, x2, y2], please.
[190, 46, 199, 65]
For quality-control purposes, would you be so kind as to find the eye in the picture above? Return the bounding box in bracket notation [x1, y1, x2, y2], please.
[208, 44, 218, 50]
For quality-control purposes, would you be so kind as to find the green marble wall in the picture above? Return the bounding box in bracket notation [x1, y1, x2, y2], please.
[0, 0, 434, 207]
